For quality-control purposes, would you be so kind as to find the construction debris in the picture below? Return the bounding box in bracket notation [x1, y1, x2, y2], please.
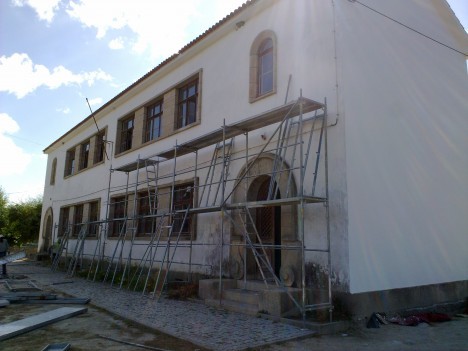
[98, 334, 172, 351]
[3, 279, 41, 292]
[41, 343, 71, 351]
[0, 251, 26, 265]
[0, 307, 87, 341]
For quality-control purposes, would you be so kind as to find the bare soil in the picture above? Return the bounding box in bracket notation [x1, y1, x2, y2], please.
[0, 290, 207, 351]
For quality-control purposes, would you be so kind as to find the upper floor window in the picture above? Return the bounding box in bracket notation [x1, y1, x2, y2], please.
[94, 131, 106, 164]
[249, 30, 277, 102]
[258, 38, 273, 96]
[177, 79, 198, 129]
[144, 101, 163, 142]
[50, 158, 57, 185]
[64, 148, 76, 177]
[119, 116, 134, 153]
[79, 140, 90, 170]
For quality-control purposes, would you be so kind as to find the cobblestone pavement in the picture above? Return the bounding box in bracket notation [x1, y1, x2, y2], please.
[8, 262, 313, 351]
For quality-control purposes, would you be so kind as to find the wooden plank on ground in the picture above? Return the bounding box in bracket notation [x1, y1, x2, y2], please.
[0, 307, 87, 341]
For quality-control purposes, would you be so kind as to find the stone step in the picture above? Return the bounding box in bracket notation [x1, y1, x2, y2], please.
[235, 280, 277, 291]
[205, 298, 260, 316]
[223, 288, 260, 305]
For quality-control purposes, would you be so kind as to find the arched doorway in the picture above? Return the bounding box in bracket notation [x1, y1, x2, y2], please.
[252, 176, 281, 278]
[41, 208, 53, 252]
[230, 154, 300, 285]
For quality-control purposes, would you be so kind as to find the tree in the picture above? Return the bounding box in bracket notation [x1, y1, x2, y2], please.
[0, 187, 8, 234]
[5, 196, 43, 247]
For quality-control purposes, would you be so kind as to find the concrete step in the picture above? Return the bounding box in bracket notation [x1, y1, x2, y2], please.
[235, 280, 276, 291]
[205, 298, 260, 316]
[223, 288, 260, 305]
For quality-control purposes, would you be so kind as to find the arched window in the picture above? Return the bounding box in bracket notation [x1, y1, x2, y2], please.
[250, 30, 277, 102]
[50, 158, 57, 185]
[257, 38, 274, 96]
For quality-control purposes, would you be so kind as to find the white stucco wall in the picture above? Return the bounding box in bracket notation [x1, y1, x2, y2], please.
[336, 0, 468, 293]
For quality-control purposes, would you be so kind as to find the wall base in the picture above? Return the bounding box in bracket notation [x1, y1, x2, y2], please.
[336, 280, 468, 319]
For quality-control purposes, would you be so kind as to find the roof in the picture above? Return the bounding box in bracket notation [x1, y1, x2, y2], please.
[44, 0, 259, 153]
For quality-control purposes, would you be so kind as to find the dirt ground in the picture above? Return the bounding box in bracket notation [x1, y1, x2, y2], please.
[0, 290, 208, 351]
[259, 315, 468, 351]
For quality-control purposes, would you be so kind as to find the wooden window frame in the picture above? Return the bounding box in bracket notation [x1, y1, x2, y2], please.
[94, 131, 106, 164]
[79, 140, 90, 170]
[88, 200, 100, 237]
[118, 116, 134, 153]
[144, 100, 163, 143]
[64, 148, 76, 177]
[176, 79, 198, 130]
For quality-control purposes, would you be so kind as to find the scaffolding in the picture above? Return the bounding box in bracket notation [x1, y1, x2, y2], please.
[54, 95, 332, 321]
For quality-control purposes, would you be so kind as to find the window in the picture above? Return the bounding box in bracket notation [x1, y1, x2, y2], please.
[64, 148, 76, 177]
[144, 101, 163, 142]
[88, 201, 100, 237]
[50, 158, 57, 185]
[137, 190, 156, 235]
[79, 140, 90, 170]
[249, 31, 277, 102]
[58, 207, 70, 237]
[177, 79, 198, 129]
[258, 38, 274, 96]
[73, 204, 84, 236]
[111, 196, 126, 236]
[94, 131, 106, 164]
[119, 117, 134, 153]
[172, 183, 194, 238]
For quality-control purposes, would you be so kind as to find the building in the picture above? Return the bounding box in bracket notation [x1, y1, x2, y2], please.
[38, 0, 468, 318]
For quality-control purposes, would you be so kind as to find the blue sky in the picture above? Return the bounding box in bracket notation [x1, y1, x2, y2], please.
[0, 0, 467, 203]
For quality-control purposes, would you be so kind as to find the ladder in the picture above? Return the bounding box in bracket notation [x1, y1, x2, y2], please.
[151, 206, 191, 300]
[51, 224, 71, 271]
[86, 221, 104, 281]
[199, 140, 233, 207]
[237, 206, 278, 286]
[128, 213, 169, 294]
[66, 223, 88, 277]
[102, 218, 136, 286]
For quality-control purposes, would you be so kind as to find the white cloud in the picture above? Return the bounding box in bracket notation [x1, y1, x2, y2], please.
[65, 0, 246, 59]
[66, 0, 197, 58]
[0, 53, 113, 98]
[0, 113, 32, 177]
[12, 0, 61, 23]
[87, 97, 103, 106]
[109, 37, 125, 50]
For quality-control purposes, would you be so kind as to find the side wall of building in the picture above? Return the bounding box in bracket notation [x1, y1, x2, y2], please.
[337, 0, 468, 293]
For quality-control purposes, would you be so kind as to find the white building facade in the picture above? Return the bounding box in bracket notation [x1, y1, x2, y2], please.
[38, 0, 468, 317]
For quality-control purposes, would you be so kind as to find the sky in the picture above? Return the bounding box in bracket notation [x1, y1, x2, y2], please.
[0, 0, 467, 203]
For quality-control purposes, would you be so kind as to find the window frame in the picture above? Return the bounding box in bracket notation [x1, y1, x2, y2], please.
[88, 200, 100, 237]
[50, 158, 57, 185]
[137, 190, 157, 236]
[176, 79, 198, 130]
[257, 38, 274, 96]
[72, 204, 84, 236]
[118, 116, 134, 153]
[249, 30, 277, 103]
[64, 148, 76, 177]
[58, 207, 70, 237]
[172, 183, 194, 239]
[79, 140, 90, 171]
[94, 130, 106, 165]
[110, 196, 127, 236]
[144, 100, 163, 143]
